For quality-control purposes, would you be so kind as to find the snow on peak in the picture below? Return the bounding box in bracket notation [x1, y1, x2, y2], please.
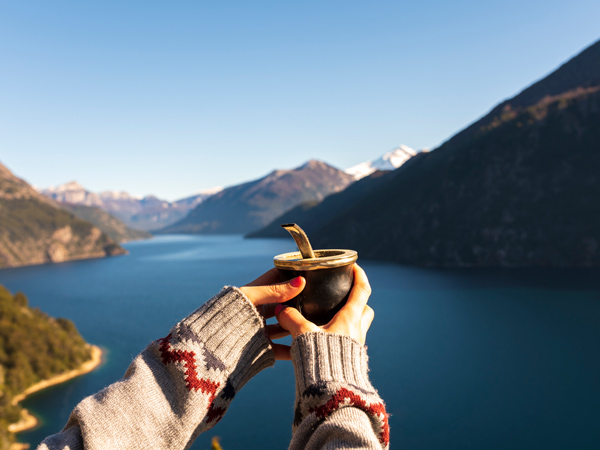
[194, 186, 223, 196]
[40, 181, 104, 207]
[346, 145, 420, 180]
[44, 181, 86, 193]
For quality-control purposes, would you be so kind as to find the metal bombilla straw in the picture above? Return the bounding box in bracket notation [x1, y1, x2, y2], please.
[281, 223, 316, 259]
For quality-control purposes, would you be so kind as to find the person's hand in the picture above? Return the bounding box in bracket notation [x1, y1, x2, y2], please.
[239, 268, 306, 360]
[274, 264, 374, 360]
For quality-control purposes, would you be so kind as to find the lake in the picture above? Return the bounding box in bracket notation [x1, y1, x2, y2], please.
[0, 235, 599, 449]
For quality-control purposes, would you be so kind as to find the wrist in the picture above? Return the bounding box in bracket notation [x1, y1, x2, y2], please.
[175, 286, 274, 388]
[290, 331, 374, 394]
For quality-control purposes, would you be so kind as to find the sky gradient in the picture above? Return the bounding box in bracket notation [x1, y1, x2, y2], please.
[1, 1, 599, 200]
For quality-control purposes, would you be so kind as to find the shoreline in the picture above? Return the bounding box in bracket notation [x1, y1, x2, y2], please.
[8, 344, 103, 434]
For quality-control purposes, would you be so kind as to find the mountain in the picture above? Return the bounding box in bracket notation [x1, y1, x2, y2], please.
[247, 169, 394, 239]
[41, 181, 105, 207]
[41, 183, 222, 231]
[345, 145, 424, 179]
[0, 163, 125, 269]
[160, 160, 355, 235]
[59, 203, 152, 243]
[258, 39, 600, 267]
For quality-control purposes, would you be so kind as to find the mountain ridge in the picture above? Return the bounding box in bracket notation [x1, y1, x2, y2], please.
[160, 159, 355, 235]
[446, 38, 600, 148]
[41, 183, 222, 231]
[252, 38, 600, 267]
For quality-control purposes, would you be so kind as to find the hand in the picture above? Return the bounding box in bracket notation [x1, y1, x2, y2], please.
[239, 268, 306, 360]
[275, 264, 374, 359]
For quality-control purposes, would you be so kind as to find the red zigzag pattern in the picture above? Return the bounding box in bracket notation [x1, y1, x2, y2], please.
[309, 387, 390, 447]
[157, 334, 226, 424]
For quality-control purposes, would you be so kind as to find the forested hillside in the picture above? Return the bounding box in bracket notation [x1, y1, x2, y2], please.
[0, 286, 92, 449]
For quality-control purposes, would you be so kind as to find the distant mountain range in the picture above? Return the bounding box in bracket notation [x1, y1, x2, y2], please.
[41, 182, 222, 231]
[159, 160, 355, 235]
[38, 149, 417, 238]
[345, 145, 425, 179]
[0, 163, 125, 269]
[252, 38, 600, 267]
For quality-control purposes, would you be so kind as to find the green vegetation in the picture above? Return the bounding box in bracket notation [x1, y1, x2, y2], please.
[0, 286, 92, 449]
[0, 197, 125, 268]
[0, 161, 126, 269]
[0, 197, 95, 242]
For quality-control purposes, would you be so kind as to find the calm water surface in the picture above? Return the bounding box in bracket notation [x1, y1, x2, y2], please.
[0, 235, 599, 449]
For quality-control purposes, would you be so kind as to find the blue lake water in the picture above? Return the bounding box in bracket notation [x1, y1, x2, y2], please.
[1, 235, 599, 449]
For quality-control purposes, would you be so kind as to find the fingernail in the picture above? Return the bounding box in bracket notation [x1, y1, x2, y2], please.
[290, 276, 303, 288]
[274, 304, 284, 315]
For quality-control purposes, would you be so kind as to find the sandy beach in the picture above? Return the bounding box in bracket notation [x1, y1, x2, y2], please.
[8, 344, 103, 434]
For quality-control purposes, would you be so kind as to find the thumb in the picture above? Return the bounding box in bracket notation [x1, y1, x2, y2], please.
[275, 305, 319, 339]
[239, 276, 305, 306]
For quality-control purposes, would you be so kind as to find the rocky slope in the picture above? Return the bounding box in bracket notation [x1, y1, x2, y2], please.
[256, 38, 600, 267]
[160, 160, 355, 235]
[0, 163, 125, 269]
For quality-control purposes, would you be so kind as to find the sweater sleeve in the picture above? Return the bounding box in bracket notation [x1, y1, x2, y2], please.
[38, 286, 274, 450]
[289, 332, 390, 450]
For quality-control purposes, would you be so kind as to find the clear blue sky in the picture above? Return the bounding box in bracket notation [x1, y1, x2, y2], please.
[1, 1, 599, 201]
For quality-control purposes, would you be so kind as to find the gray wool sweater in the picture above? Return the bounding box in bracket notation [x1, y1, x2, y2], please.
[38, 287, 389, 450]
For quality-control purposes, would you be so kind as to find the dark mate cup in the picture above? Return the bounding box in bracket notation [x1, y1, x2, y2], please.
[274, 249, 358, 325]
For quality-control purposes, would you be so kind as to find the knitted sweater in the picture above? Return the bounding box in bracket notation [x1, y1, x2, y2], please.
[38, 286, 389, 450]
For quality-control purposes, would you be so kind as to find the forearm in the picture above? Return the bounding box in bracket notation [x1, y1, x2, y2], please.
[289, 333, 389, 450]
[39, 286, 274, 450]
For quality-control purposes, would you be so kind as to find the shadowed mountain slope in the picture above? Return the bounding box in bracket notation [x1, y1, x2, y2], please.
[257, 39, 600, 267]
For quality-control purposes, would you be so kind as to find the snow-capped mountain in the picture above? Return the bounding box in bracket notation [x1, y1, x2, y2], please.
[42, 181, 105, 206]
[40, 183, 222, 231]
[346, 145, 423, 180]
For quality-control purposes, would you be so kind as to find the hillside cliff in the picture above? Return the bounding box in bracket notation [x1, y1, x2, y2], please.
[0, 163, 125, 269]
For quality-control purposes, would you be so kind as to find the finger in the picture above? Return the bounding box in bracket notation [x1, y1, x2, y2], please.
[338, 264, 371, 320]
[360, 305, 375, 343]
[271, 343, 291, 361]
[261, 303, 279, 319]
[260, 303, 292, 320]
[266, 323, 290, 340]
[239, 276, 305, 306]
[275, 305, 319, 338]
[244, 268, 282, 287]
